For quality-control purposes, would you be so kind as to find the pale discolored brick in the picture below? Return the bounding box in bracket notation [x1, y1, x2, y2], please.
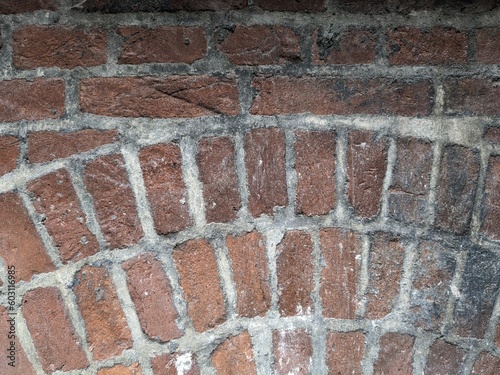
[151, 352, 200, 375]
[98, 363, 142, 375]
[273, 330, 312, 374]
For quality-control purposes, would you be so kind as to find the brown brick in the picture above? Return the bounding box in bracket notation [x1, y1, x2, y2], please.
[477, 28, 500, 64]
[74, 265, 132, 361]
[79, 0, 246, 12]
[118, 27, 206, 64]
[250, 76, 433, 116]
[226, 231, 271, 318]
[139, 143, 191, 234]
[98, 364, 142, 375]
[484, 127, 500, 144]
[28, 169, 99, 263]
[313, 29, 376, 64]
[0, 79, 65, 122]
[273, 330, 312, 374]
[173, 239, 226, 332]
[276, 231, 314, 316]
[245, 128, 287, 217]
[0, 0, 57, 14]
[212, 332, 257, 375]
[80, 76, 239, 118]
[373, 333, 414, 375]
[326, 331, 365, 375]
[472, 352, 500, 375]
[295, 131, 336, 216]
[197, 137, 241, 223]
[217, 25, 301, 65]
[151, 352, 200, 375]
[0, 192, 55, 282]
[0, 136, 18, 176]
[481, 156, 500, 240]
[28, 129, 119, 164]
[22, 287, 88, 372]
[338, 0, 498, 14]
[320, 228, 361, 319]
[435, 145, 479, 234]
[84, 154, 143, 249]
[424, 340, 466, 375]
[255, 0, 325, 11]
[444, 78, 500, 115]
[13, 26, 106, 69]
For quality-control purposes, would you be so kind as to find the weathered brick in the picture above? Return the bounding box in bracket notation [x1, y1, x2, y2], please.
[0, 192, 55, 282]
[226, 231, 271, 317]
[0, 135, 18, 176]
[480, 155, 500, 240]
[313, 28, 376, 64]
[22, 287, 88, 373]
[28, 129, 119, 164]
[0, 0, 57, 14]
[80, 76, 239, 118]
[484, 126, 500, 144]
[295, 131, 336, 216]
[276, 231, 314, 316]
[347, 130, 388, 219]
[255, 0, 325, 11]
[151, 352, 200, 375]
[122, 253, 183, 342]
[13, 26, 107, 69]
[326, 331, 365, 375]
[139, 143, 191, 234]
[373, 333, 414, 375]
[0, 79, 65, 122]
[84, 154, 143, 249]
[28, 169, 99, 263]
[217, 25, 301, 65]
[74, 265, 133, 361]
[435, 145, 479, 234]
[98, 364, 142, 375]
[424, 340, 466, 375]
[338, 0, 498, 14]
[444, 78, 500, 115]
[79, 0, 246, 12]
[476, 28, 500, 64]
[472, 352, 500, 374]
[251, 76, 433, 116]
[273, 330, 312, 374]
[212, 332, 257, 375]
[173, 239, 226, 332]
[245, 128, 287, 217]
[118, 27, 206, 64]
[496, 324, 500, 347]
[197, 137, 241, 223]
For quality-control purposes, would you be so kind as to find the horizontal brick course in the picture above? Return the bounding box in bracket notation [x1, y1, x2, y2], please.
[79, 0, 247, 12]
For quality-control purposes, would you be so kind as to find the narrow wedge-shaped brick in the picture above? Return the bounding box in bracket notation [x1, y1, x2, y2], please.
[212, 332, 257, 374]
[326, 331, 365, 374]
[273, 330, 312, 375]
[0, 136, 19, 176]
[373, 333, 414, 375]
[424, 340, 466, 374]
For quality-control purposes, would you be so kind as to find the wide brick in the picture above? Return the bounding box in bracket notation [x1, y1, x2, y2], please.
[326, 331, 365, 375]
[347, 130, 388, 219]
[118, 27, 206, 64]
[338, 0, 498, 13]
[484, 126, 500, 144]
[250, 76, 433, 116]
[0, 192, 55, 282]
[122, 253, 183, 342]
[476, 28, 500, 64]
[0, 135, 18, 176]
[480, 156, 500, 240]
[245, 128, 287, 217]
[0, 0, 57, 14]
[435, 145, 479, 234]
[173, 239, 226, 332]
[226, 231, 271, 317]
[80, 0, 247, 12]
[472, 352, 500, 374]
[373, 333, 414, 375]
[139, 143, 191, 234]
[276, 231, 314, 316]
[217, 25, 301, 65]
[255, 0, 325, 11]
[22, 287, 88, 372]
[28, 129, 119, 163]
[84, 154, 143, 249]
[80, 76, 239, 118]
[295, 131, 336, 216]
[28, 169, 99, 263]
[424, 340, 466, 375]
[320, 228, 361, 319]
[151, 352, 200, 375]
[0, 79, 65, 122]
[98, 364, 142, 375]
[13, 26, 106, 69]
[197, 137, 241, 223]
[444, 78, 500, 115]
[74, 265, 132, 360]
[212, 332, 257, 375]
[273, 330, 312, 374]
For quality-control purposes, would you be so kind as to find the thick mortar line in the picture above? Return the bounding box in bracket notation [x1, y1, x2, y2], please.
[357, 234, 371, 318]
[15, 305, 46, 375]
[426, 141, 443, 228]
[311, 231, 323, 316]
[334, 127, 349, 225]
[248, 321, 273, 375]
[412, 332, 436, 374]
[211, 236, 237, 320]
[379, 136, 397, 221]
[264, 228, 284, 317]
[0, 20, 13, 78]
[361, 325, 380, 375]
[65, 75, 80, 117]
[470, 146, 490, 242]
[284, 128, 297, 217]
[233, 132, 251, 221]
[394, 240, 418, 314]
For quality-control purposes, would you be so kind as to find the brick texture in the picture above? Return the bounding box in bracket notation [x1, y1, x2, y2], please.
[79, 0, 247, 12]
[326, 331, 365, 375]
[480, 155, 500, 240]
[255, 0, 325, 11]
[98, 364, 142, 375]
[0, 135, 18, 176]
[472, 352, 500, 375]
[273, 330, 312, 374]
[373, 333, 414, 375]
[338, 0, 499, 14]
[151, 352, 200, 375]
[424, 340, 466, 375]
[444, 78, 500, 115]
[212, 332, 257, 375]
[0, 0, 57, 14]
[484, 126, 500, 144]
[476, 28, 500, 64]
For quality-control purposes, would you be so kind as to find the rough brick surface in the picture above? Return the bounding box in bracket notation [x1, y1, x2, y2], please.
[484, 127, 500, 144]
[212, 332, 257, 375]
[273, 330, 312, 374]
[444, 78, 500, 115]
[79, 0, 247, 12]
[151, 352, 200, 375]
[373, 333, 414, 375]
[0, 0, 57, 14]
[22, 287, 88, 373]
[0, 135, 18, 176]
[472, 352, 500, 374]
[314, 28, 376, 64]
[98, 364, 142, 375]
[326, 331, 365, 375]
[338, 0, 499, 14]
[424, 340, 466, 375]
[480, 155, 500, 240]
[496, 324, 500, 347]
[476, 28, 500, 64]
[255, 0, 325, 11]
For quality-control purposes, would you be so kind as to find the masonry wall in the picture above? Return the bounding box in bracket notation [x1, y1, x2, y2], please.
[0, 1, 500, 374]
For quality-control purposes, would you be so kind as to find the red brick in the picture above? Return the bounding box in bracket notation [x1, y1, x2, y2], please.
[212, 332, 257, 375]
[0, 79, 65, 122]
[173, 239, 226, 332]
[472, 352, 500, 374]
[0, 192, 55, 282]
[74, 265, 133, 361]
[444, 78, 500, 115]
[226, 231, 271, 317]
[80, 76, 239, 118]
[276, 231, 314, 316]
[98, 364, 142, 375]
[151, 352, 200, 375]
[477, 28, 500, 64]
[22, 287, 88, 372]
[313, 29, 376, 64]
[295, 131, 336, 216]
[80, 0, 246, 12]
[0, 136, 18, 176]
[245, 128, 287, 217]
[347, 130, 388, 219]
[0, 0, 57, 14]
[139, 143, 191, 234]
[484, 127, 500, 144]
[197, 137, 241, 223]
[424, 340, 466, 375]
[480, 156, 500, 240]
[28, 169, 99, 263]
[84, 154, 143, 249]
[373, 333, 414, 375]
[255, 0, 325, 11]
[122, 253, 182, 342]
[435, 145, 479, 234]
[13, 26, 106, 69]
[326, 331, 365, 375]
[250, 76, 433, 116]
[338, 0, 498, 14]
[28, 129, 119, 163]
[273, 330, 312, 374]
[320, 228, 361, 319]
[217, 25, 300, 65]
[118, 27, 206, 64]
[365, 233, 405, 319]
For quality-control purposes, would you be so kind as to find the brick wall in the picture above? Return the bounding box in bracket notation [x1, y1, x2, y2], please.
[0, 1, 500, 374]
